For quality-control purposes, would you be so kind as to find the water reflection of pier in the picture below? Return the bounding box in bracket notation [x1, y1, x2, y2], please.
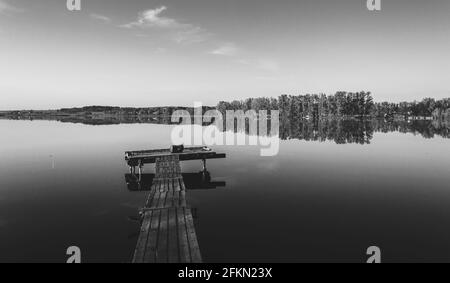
[124, 147, 226, 263]
[125, 172, 226, 191]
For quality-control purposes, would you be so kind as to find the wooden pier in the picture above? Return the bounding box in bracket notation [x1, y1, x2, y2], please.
[127, 147, 225, 263]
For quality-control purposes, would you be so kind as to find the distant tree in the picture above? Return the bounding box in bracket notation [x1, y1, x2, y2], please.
[217, 101, 231, 114]
[364, 92, 374, 116]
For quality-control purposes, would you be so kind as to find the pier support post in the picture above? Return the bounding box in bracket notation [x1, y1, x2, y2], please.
[138, 160, 143, 182]
[138, 167, 142, 182]
[201, 159, 210, 182]
[201, 159, 207, 172]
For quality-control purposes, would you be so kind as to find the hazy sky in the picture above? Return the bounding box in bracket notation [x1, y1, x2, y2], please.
[0, 0, 449, 109]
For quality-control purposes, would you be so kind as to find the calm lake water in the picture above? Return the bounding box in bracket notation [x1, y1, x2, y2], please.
[0, 119, 450, 262]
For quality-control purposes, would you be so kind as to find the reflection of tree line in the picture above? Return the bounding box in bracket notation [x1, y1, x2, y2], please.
[57, 115, 177, 125]
[2, 114, 448, 144]
[279, 119, 374, 145]
[377, 119, 450, 140]
[1, 115, 177, 126]
[225, 119, 449, 145]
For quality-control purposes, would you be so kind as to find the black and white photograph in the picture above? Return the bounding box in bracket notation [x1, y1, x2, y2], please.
[0, 0, 450, 268]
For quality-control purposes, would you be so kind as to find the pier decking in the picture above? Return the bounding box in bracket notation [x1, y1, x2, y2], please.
[128, 148, 225, 263]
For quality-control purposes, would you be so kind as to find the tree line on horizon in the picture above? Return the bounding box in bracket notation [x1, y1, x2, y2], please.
[2, 92, 449, 121]
[216, 92, 450, 120]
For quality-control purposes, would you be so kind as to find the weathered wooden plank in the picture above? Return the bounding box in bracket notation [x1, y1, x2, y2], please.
[166, 179, 171, 192]
[156, 180, 163, 192]
[165, 182, 172, 207]
[173, 177, 181, 192]
[168, 208, 179, 263]
[177, 207, 191, 263]
[169, 182, 176, 207]
[173, 183, 180, 207]
[180, 189, 187, 208]
[152, 179, 160, 190]
[148, 181, 161, 208]
[145, 181, 158, 206]
[132, 210, 152, 263]
[158, 188, 167, 209]
[143, 209, 160, 263]
[185, 208, 202, 263]
[159, 177, 167, 192]
[149, 191, 159, 209]
[179, 178, 186, 191]
[156, 208, 169, 263]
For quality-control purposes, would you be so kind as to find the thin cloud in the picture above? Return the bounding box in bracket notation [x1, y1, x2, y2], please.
[90, 13, 111, 23]
[172, 27, 211, 44]
[121, 6, 210, 44]
[210, 43, 239, 57]
[121, 6, 185, 29]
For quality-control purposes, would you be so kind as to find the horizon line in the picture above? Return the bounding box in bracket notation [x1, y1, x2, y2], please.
[1, 92, 449, 112]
